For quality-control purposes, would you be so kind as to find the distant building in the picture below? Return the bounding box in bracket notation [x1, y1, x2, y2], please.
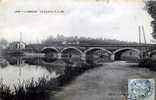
[8, 41, 26, 49]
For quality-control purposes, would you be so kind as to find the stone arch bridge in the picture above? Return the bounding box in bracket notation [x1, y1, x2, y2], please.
[40, 44, 154, 63]
[5, 42, 155, 64]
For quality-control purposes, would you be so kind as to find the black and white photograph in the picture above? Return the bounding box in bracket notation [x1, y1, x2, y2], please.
[0, 0, 156, 100]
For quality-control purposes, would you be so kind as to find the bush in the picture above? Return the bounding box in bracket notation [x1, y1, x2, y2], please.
[0, 77, 51, 100]
[139, 58, 156, 71]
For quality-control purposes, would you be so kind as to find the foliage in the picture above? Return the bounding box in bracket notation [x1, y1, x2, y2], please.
[145, 0, 156, 39]
[0, 39, 8, 49]
[0, 77, 51, 100]
[42, 34, 138, 46]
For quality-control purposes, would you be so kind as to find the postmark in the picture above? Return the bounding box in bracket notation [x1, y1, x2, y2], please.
[128, 79, 155, 100]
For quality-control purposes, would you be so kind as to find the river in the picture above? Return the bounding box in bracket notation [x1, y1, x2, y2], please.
[0, 61, 62, 90]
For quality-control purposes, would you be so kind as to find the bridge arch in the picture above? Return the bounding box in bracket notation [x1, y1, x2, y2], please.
[84, 47, 112, 54]
[113, 48, 140, 61]
[41, 47, 59, 63]
[148, 50, 156, 60]
[61, 47, 83, 64]
[61, 47, 83, 54]
[41, 47, 59, 53]
[84, 47, 112, 64]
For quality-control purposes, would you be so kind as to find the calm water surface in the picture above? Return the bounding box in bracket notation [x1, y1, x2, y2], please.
[0, 63, 59, 89]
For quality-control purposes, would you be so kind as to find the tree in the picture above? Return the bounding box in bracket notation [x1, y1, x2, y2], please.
[145, 1, 156, 39]
[0, 39, 8, 49]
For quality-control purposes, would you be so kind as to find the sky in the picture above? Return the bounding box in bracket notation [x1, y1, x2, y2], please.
[0, 0, 154, 43]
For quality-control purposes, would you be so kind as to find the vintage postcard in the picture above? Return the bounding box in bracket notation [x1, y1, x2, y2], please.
[0, 0, 156, 100]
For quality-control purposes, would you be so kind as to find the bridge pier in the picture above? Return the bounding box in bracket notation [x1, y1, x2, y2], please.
[58, 53, 62, 59]
[81, 53, 86, 62]
[110, 54, 115, 61]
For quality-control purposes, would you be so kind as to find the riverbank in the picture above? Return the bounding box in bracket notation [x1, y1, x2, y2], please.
[1, 56, 156, 100]
[54, 62, 156, 100]
[0, 62, 100, 100]
[139, 58, 156, 71]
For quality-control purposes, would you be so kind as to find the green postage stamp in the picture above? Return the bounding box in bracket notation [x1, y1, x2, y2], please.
[128, 79, 155, 100]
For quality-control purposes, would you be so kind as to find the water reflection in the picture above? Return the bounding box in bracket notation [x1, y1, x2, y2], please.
[0, 61, 60, 89]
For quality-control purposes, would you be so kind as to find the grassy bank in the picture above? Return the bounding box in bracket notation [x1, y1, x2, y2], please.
[139, 58, 156, 71]
[0, 77, 51, 100]
[0, 62, 100, 100]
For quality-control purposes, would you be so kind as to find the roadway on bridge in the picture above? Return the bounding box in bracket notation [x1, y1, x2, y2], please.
[53, 61, 156, 100]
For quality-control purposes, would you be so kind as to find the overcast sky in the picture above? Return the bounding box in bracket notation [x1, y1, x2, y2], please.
[0, 0, 154, 43]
